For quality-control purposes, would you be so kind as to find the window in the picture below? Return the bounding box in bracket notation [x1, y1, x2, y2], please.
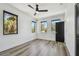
[51, 19, 61, 31]
[51, 20, 55, 31]
[32, 21, 36, 33]
[41, 21, 47, 32]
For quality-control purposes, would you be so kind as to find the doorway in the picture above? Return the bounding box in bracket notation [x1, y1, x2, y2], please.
[56, 22, 64, 42]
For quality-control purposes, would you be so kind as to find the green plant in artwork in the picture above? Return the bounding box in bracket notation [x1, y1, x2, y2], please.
[4, 16, 16, 33]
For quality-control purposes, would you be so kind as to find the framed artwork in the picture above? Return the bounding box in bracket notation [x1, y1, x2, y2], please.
[41, 21, 47, 32]
[32, 21, 36, 33]
[51, 20, 55, 31]
[3, 10, 18, 35]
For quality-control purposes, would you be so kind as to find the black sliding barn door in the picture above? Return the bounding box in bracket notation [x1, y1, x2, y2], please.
[56, 22, 64, 42]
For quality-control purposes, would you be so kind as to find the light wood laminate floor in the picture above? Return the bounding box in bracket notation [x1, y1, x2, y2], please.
[0, 39, 70, 56]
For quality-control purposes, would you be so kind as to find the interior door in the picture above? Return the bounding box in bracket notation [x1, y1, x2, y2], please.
[56, 22, 64, 42]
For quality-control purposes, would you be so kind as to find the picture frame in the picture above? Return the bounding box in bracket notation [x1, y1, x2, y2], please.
[3, 10, 18, 35]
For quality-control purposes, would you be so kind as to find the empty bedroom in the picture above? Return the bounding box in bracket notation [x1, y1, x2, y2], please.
[0, 3, 76, 56]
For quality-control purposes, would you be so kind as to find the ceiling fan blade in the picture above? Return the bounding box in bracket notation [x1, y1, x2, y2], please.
[28, 5, 34, 9]
[34, 12, 37, 16]
[38, 10, 48, 12]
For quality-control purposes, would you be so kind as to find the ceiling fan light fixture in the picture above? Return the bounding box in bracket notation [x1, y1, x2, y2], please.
[36, 11, 39, 14]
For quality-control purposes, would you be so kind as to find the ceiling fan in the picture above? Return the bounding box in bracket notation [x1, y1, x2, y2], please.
[27, 4, 48, 16]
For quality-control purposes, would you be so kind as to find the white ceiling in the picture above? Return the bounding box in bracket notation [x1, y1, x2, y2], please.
[9, 3, 66, 18]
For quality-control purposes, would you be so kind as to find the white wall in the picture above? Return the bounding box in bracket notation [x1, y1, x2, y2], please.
[0, 4, 36, 52]
[64, 4, 75, 56]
